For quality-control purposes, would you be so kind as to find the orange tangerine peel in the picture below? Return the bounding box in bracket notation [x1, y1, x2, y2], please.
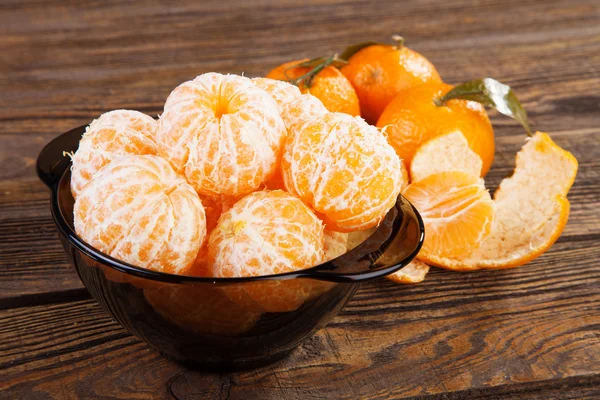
[70, 110, 158, 198]
[74, 155, 206, 275]
[157, 72, 286, 197]
[282, 112, 403, 232]
[421, 132, 577, 270]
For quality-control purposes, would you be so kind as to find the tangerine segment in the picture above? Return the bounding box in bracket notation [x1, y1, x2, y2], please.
[282, 112, 403, 232]
[266, 59, 360, 116]
[410, 132, 483, 183]
[70, 110, 158, 198]
[74, 155, 206, 275]
[341, 44, 441, 124]
[209, 190, 325, 312]
[144, 286, 261, 335]
[403, 171, 495, 258]
[387, 259, 430, 284]
[377, 83, 495, 176]
[157, 73, 286, 197]
[422, 132, 578, 270]
[252, 77, 302, 112]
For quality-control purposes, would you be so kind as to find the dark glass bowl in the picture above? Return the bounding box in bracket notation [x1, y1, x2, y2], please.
[36, 125, 424, 370]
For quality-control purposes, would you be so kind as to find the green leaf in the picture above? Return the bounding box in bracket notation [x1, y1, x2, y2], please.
[435, 78, 532, 136]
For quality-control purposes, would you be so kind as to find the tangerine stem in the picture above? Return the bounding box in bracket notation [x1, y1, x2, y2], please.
[284, 55, 346, 88]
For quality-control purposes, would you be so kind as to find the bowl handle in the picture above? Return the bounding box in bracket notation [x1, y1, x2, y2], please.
[299, 195, 425, 283]
[36, 125, 85, 188]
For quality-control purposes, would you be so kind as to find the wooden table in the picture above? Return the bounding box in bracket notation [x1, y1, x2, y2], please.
[1, 1, 599, 398]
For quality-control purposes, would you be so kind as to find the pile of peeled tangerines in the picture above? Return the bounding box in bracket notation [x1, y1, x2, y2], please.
[70, 35, 578, 296]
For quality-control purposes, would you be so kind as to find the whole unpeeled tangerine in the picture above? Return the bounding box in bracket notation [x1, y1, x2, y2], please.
[157, 72, 286, 197]
[341, 43, 441, 124]
[282, 112, 403, 232]
[377, 82, 495, 175]
[74, 155, 206, 275]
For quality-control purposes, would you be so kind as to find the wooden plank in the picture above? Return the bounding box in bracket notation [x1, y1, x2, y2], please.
[1, 248, 599, 399]
[0, 179, 86, 304]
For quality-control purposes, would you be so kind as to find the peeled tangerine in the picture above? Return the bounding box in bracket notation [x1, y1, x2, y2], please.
[282, 112, 403, 232]
[144, 286, 261, 335]
[281, 93, 328, 132]
[157, 73, 286, 198]
[264, 94, 329, 191]
[74, 155, 206, 275]
[70, 110, 158, 198]
[209, 190, 325, 312]
[421, 132, 577, 270]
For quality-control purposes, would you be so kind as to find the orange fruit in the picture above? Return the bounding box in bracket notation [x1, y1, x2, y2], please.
[70, 110, 158, 198]
[280, 93, 328, 132]
[410, 131, 483, 182]
[422, 132, 578, 270]
[251, 77, 302, 112]
[387, 259, 430, 284]
[157, 72, 286, 197]
[209, 190, 325, 312]
[265, 94, 329, 191]
[186, 194, 238, 277]
[377, 82, 495, 175]
[341, 43, 441, 124]
[266, 59, 360, 116]
[74, 155, 206, 274]
[144, 285, 261, 335]
[282, 112, 403, 232]
[403, 171, 495, 259]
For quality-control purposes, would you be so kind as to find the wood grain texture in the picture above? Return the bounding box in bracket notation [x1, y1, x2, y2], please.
[1, 0, 599, 398]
